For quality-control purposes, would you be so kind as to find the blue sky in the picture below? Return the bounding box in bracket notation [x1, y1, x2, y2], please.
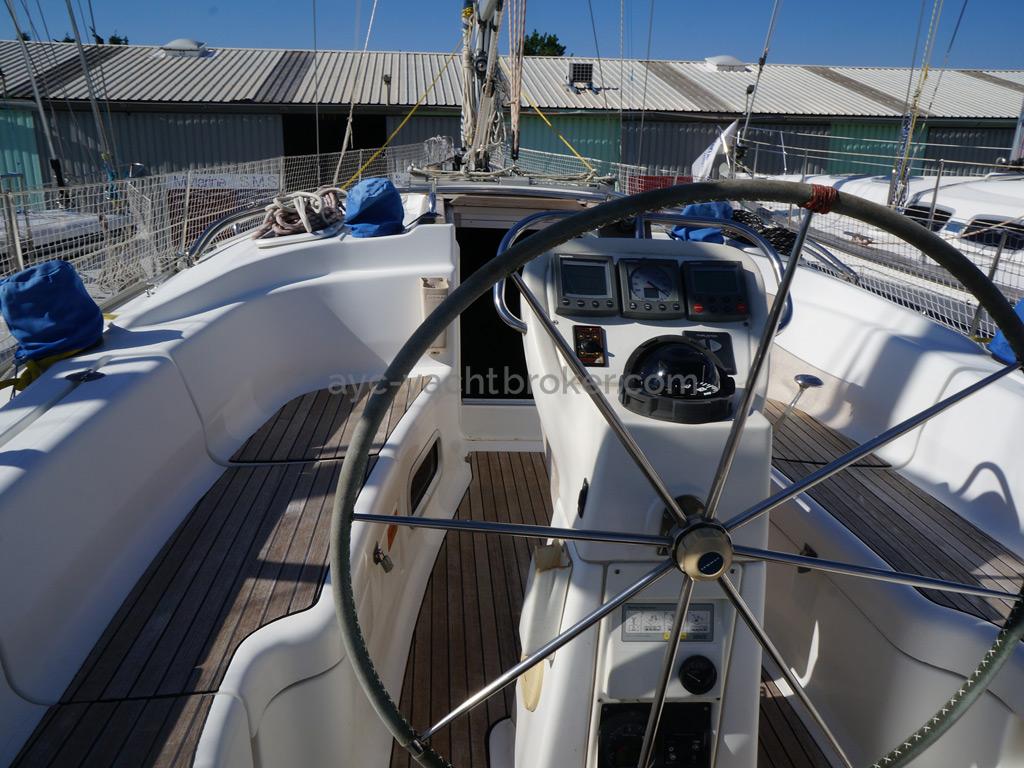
[3, 0, 1023, 70]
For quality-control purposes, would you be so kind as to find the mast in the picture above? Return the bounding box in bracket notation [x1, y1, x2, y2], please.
[63, 0, 116, 177]
[461, 0, 508, 171]
[3, 0, 66, 189]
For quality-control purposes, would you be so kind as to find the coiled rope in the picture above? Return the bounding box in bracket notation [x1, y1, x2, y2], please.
[251, 187, 345, 238]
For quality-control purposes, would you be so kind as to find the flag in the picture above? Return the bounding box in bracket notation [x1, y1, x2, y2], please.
[691, 121, 739, 181]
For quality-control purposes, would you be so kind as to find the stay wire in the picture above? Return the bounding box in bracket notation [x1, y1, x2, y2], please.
[81, 0, 117, 169]
[585, 0, 608, 110]
[924, 0, 969, 115]
[636, 0, 654, 166]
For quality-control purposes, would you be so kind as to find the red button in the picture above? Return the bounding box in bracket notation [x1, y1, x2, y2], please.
[693, 303, 705, 313]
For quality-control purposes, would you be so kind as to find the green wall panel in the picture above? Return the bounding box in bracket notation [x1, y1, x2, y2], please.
[0, 109, 43, 190]
[828, 121, 927, 175]
[517, 114, 621, 167]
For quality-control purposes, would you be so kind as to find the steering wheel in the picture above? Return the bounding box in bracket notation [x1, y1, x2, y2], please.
[329, 179, 1024, 768]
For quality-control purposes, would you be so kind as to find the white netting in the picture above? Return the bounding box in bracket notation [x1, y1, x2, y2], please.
[0, 142, 434, 369]
[741, 201, 1022, 339]
[1, 132, 1017, 370]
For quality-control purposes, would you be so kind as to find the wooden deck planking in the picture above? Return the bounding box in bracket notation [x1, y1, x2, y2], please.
[391, 452, 544, 768]
[390, 451, 830, 768]
[758, 670, 832, 768]
[15, 381, 421, 768]
[766, 399, 1023, 624]
[230, 377, 427, 463]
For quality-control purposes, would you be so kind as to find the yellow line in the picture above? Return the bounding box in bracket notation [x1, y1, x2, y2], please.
[502, 59, 597, 174]
[342, 43, 462, 189]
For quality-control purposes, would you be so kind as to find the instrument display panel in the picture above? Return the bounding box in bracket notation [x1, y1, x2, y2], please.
[617, 258, 686, 320]
[555, 255, 619, 317]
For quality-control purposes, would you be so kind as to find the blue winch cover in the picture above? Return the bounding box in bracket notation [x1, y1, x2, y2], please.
[988, 297, 1024, 364]
[0, 260, 103, 364]
[669, 201, 733, 244]
[344, 177, 405, 238]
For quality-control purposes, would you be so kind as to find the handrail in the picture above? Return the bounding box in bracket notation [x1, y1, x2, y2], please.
[184, 200, 271, 265]
[638, 213, 794, 330]
[492, 210, 577, 334]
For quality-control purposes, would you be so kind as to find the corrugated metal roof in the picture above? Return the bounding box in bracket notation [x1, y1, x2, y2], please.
[0, 41, 1020, 119]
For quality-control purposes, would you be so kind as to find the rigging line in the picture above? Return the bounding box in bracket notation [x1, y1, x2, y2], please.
[636, 0, 654, 167]
[341, 41, 462, 189]
[516, 74, 596, 173]
[618, 0, 624, 165]
[62, 0, 114, 176]
[902, 0, 927, 113]
[334, 0, 381, 183]
[312, 0, 321, 165]
[585, 0, 608, 111]
[924, 0, 969, 115]
[3, 0, 59, 174]
[15, 1, 62, 145]
[30, 0, 84, 157]
[895, 0, 944, 173]
[506, 0, 526, 157]
[80, 0, 117, 168]
[739, 0, 782, 145]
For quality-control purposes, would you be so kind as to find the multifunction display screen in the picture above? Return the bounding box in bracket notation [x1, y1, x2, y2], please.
[560, 261, 610, 296]
[689, 268, 740, 295]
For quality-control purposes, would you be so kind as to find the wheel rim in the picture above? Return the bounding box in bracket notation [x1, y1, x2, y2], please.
[330, 179, 1024, 768]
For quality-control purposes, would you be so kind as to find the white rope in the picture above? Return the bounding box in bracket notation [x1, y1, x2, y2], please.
[252, 187, 345, 238]
[506, 0, 526, 156]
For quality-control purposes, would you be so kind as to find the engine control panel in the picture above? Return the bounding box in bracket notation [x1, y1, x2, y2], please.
[598, 703, 711, 768]
[574, 325, 608, 367]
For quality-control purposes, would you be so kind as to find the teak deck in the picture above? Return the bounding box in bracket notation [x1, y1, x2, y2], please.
[391, 452, 831, 768]
[14, 378, 426, 768]
[765, 399, 1023, 624]
[20, 387, 1008, 767]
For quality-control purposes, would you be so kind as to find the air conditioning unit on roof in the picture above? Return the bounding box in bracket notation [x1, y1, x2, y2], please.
[569, 62, 594, 86]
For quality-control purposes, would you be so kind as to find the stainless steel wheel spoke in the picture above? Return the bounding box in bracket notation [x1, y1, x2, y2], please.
[637, 577, 694, 768]
[734, 545, 1022, 601]
[719, 575, 853, 768]
[419, 558, 676, 741]
[703, 211, 813, 521]
[511, 272, 689, 526]
[353, 512, 671, 547]
[723, 362, 1021, 532]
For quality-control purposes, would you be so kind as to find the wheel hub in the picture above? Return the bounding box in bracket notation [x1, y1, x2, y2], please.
[673, 521, 733, 580]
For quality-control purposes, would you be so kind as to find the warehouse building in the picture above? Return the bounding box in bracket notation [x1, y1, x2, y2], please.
[0, 38, 1022, 187]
